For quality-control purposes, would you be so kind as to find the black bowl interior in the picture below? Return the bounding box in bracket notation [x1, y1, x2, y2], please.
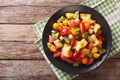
[42, 5, 112, 74]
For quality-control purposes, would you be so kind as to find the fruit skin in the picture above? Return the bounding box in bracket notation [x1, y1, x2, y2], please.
[80, 22, 86, 33]
[72, 51, 85, 62]
[70, 35, 76, 46]
[72, 52, 81, 61]
[60, 28, 70, 36]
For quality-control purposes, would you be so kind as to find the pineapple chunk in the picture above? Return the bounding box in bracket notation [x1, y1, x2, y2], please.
[91, 47, 98, 53]
[80, 13, 95, 23]
[74, 39, 88, 52]
[66, 13, 74, 19]
[94, 23, 101, 33]
[61, 43, 71, 57]
[54, 39, 63, 48]
[73, 41, 81, 52]
[90, 34, 99, 46]
[80, 39, 88, 48]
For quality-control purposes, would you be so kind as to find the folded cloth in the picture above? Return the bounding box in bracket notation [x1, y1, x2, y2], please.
[33, 0, 120, 80]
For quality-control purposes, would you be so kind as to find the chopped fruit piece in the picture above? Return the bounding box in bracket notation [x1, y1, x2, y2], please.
[94, 23, 101, 33]
[87, 42, 93, 50]
[57, 16, 65, 23]
[91, 47, 98, 53]
[73, 41, 81, 52]
[60, 28, 70, 36]
[60, 54, 67, 61]
[93, 53, 100, 59]
[66, 58, 74, 64]
[61, 43, 72, 57]
[63, 19, 69, 26]
[73, 11, 79, 19]
[80, 39, 88, 48]
[70, 35, 76, 46]
[54, 51, 61, 58]
[49, 35, 54, 43]
[47, 42, 52, 49]
[85, 22, 91, 30]
[97, 40, 102, 48]
[82, 48, 90, 55]
[81, 57, 88, 64]
[72, 52, 81, 61]
[71, 28, 78, 35]
[90, 34, 99, 46]
[70, 19, 79, 27]
[53, 23, 62, 31]
[66, 13, 74, 19]
[54, 39, 63, 48]
[87, 58, 94, 65]
[80, 22, 86, 33]
[96, 29, 102, 35]
[50, 45, 57, 52]
[73, 62, 80, 67]
[74, 39, 88, 52]
[80, 13, 95, 24]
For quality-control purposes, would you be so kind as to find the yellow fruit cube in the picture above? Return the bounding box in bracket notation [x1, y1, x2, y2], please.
[94, 23, 101, 33]
[82, 49, 90, 55]
[91, 47, 98, 53]
[73, 39, 88, 52]
[61, 43, 71, 57]
[90, 34, 99, 46]
[80, 13, 95, 23]
[66, 13, 74, 19]
[71, 28, 78, 35]
[63, 19, 68, 26]
[80, 39, 88, 48]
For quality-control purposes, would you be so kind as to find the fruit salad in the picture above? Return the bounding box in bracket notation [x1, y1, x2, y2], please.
[47, 11, 106, 67]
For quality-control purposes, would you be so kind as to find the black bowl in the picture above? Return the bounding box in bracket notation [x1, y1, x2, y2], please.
[42, 5, 112, 74]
